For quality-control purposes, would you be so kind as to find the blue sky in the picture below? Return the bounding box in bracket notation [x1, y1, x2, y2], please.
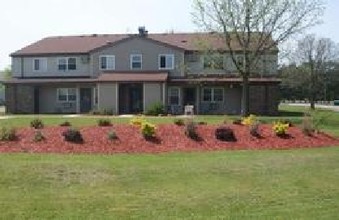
[0, 0, 338, 69]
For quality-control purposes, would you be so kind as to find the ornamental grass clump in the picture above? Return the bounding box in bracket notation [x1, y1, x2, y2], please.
[107, 130, 118, 141]
[249, 122, 261, 138]
[272, 121, 289, 137]
[59, 121, 71, 127]
[301, 115, 315, 136]
[0, 127, 17, 141]
[33, 130, 45, 142]
[184, 119, 200, 141]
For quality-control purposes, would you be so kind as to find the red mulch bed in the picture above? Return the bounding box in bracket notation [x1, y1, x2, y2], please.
[0, 124, 338, 154]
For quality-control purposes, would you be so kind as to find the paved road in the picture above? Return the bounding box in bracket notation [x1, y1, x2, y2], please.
[286, 103, 339, 112]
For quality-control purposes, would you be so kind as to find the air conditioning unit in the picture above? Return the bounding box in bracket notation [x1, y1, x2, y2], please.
[81, 56, 90, 64]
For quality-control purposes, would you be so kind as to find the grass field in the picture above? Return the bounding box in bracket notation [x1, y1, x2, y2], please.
[0, 104, 339, 219]
[1, 149, 339, 219]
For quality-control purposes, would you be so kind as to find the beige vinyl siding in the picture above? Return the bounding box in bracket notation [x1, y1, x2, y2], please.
[92, 37, 184, 77]
[97, 83, 118, 114]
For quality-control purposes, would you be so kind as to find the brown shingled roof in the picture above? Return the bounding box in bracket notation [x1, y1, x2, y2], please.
[11, 32, 277, 56]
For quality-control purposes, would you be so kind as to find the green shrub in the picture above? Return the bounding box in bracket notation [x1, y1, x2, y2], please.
[30, 118, 44, 129]
[232, 118, 242, 125]
[59, 121, 71, 127]
[215, 126, 236, 142]
[0, 127, 17, 141]
[33, 130, 45, 142]
[130, 117, 145, 127]
[184, 119, 199, 140]
[89, 108, 114, 115]
[97, 118, 112, 127]
[173, 118, 185, 126]
[62, 128, 83, 143]
[145, 102, 165, 116]
[107, 130, 118, 140]
[141, 122, 156, 139]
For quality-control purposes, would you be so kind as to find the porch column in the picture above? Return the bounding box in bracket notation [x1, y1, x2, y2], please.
[116, 83, 119, 114]
[196, 85, 200, 114]
[76, 85, 80, 113]
[162, 82, 166, 106]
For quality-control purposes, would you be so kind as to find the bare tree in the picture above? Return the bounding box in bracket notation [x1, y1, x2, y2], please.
[293, 35, 338, 109]
[192, 0, 325, 116]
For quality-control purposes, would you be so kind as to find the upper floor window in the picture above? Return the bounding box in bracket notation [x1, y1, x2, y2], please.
[236, 55, 244, 68]
[203, 54, 224, 70]
[33, 58, 47, 72]
[100, 55, 115, 70]
[130, 54, 142, 70]
[57, 88, 77, 102]
[159, 54, 174, 70]
[202, 88, 224, 102]
[58, 57, 77, 71]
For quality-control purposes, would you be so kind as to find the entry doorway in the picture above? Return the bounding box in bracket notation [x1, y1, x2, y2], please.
[119, 83, 143, 114]
[183, 87, 196, 106]
[80, 88, 92, 113]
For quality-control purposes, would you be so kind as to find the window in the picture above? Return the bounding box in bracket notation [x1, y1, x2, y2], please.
[202, 88, 224, 102]
[130, 54, 142, 69]
[100, 55, 115, 70]
[33, 58, 47, 72]
[236, 55, 244, 68]
[58, 57, 77, 71]
[203, 54, 224, 69]
[57, 88, 77, 102]
[159, 54, 174, 70]
[168, 87, 180, 105]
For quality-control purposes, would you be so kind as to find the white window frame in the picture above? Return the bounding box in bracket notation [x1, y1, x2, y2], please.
[158, 54, 174, 70]
[32, 58, 47, 72]
[56, 88, 77, 102]
[57, 57, 77, 71]
[168, 87, 180, 106]
[202, 87, 224, 102]
[99, 55, 115, 70]
[130, 54, 142, 70]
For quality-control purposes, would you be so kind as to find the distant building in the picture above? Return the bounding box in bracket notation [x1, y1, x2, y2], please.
[2, 28, 280, 114]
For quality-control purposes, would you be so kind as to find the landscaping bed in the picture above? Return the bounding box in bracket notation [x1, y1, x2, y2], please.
[0, 124, 338, 154]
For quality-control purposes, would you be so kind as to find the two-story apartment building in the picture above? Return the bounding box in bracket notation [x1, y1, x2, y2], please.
[3, 28, 280, 115]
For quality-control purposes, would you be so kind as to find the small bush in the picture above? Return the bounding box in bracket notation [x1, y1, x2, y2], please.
[145, 102, 165, 116]
[198, 121, 207, 125]
[89, 108, 114, 115]
[130, 117, 145, 127]
[62, 128, 83, 143]
[97, 118, 112, 127]
[0, 127, 17, 141]
[141, 122, 156, 139]
[59, 121, 71, 127]
[173, 118, 185, 126]
[30, 118, 44, 129]
[249, 122, 261, 138]
[301, 115, 314, 136]
[215, 126, 237, 142]
[272, 121, 289, 137]
[232, 118, 242, 125]
[107, 130, 118, 140]
[33, 130, 45, 142]
[184, 119, 199, 140]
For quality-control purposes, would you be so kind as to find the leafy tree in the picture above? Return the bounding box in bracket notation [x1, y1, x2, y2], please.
[192, 0, 325, 116]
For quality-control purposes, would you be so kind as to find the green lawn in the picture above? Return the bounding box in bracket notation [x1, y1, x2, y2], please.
[1, 148, 339, 219]
[0, 104, 339, 219]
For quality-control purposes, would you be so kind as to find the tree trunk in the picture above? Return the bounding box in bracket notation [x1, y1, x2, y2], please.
[241, 75, 250, 116]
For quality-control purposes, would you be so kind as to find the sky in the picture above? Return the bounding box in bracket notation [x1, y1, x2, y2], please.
[0, 0, 339, 70]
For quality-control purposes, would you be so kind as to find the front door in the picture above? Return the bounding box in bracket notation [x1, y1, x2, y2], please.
[183, 88, 196, 106]
[80, 88, 92, 113]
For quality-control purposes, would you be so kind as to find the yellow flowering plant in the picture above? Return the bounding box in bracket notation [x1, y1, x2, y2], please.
[272, 121, 289, 136]
[242, 114, 257, 126]
[141, 122, 156, 139]
[130, 117, 145, 127]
